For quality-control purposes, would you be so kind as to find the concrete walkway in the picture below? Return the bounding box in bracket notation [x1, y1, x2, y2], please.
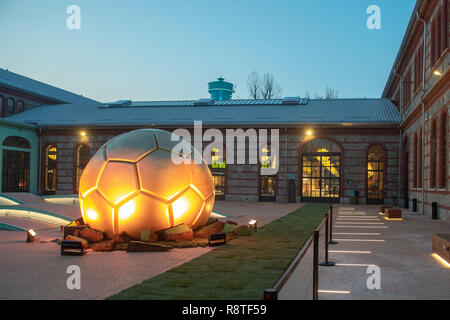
[0, 199, 302, 299]
[279, 205, 450, 300]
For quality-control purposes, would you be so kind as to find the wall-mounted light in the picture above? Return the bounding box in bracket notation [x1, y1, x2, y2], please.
[433, 70, 442, 76]
[80, 131, 87, 136]
[306, 130, 312, 136]
[27, 229, 36, 242]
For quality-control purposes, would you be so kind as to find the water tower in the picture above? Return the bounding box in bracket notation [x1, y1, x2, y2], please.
[208, 77, 234, 101]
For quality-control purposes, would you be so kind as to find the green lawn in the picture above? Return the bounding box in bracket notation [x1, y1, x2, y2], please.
[108, 203, 329, 300]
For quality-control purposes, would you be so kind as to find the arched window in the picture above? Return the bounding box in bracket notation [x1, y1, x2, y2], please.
[6, 98, 14, 116]
[16, 101, 24, 114]
[260, 145, 277, 201]
[0, 96, 4, 118]
[3, 136, 31, 149]
[402, 137, 409, 208]
[439, 111, 448, 188]
[301, 139, 341, 201]
[75, 144, 90, 193]
[45, 145, 58, 194]
[367, 145, 385, 203]
[418, 128, 422, 188]
[413, 133, 418, 188]
[209, 147, 226, 199]
[430, 119, 437, 188]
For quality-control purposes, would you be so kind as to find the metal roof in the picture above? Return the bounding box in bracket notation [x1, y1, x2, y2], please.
[5, 98, 400, 128]
[0, 68, 98, 104]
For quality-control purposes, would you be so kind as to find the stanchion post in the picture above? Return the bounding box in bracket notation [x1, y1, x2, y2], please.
[313, 230, 319, 300]
[329, 205, 338, 245]
[320, 213, 335, 267]
[263, 288, 278, 300]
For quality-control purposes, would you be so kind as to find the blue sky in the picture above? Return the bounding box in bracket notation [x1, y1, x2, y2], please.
[0, 0, 415, 102]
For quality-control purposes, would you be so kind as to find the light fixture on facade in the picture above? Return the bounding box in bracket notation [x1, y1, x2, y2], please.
[433, 70, 442, 76]
[306, 130, 312, 136]
[80, 131, 87, 136]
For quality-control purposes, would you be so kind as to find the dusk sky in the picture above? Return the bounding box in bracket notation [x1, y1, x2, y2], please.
[0, 0, 416, 102]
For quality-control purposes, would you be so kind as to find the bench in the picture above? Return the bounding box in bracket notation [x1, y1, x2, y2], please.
[61, 240, 85, 256]
[208, 233, 227, 246]
[386, 208, 402, 219]
[432, 234, 450, 264]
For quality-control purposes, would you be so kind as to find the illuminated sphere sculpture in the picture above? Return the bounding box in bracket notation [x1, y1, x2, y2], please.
[78, 129, 215, 239]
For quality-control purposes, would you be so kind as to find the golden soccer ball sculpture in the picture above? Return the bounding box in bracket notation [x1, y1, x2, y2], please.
[78, 129, 215, 239]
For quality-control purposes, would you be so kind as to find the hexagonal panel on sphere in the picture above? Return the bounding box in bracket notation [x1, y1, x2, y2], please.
[106, 129, 157, 162]
[190, 159, 215, 199]
[116, 193, 171, 239]
[192, 193, 215, 229]
[81, 190, 114, 238]
[171, 188, 204, 227]
[137, 149, 192, 201]
[78, 147, 106, 198]
[97, 161, 139, 205]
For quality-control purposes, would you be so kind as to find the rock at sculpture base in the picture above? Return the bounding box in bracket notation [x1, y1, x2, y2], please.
[78, 228, 104, 243]
[194, 221, 225, 239]
[157, 224, 193, 242]
[126, 241, 171, 252]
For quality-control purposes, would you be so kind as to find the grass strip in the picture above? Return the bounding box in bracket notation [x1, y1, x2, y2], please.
[108, 203, 329, 300]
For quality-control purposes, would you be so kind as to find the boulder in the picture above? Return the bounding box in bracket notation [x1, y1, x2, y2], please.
[194, 221, 225, 239]
[78, 228, 104, 243]
[64, 235, 88, 249]
[232, 225, 252, 237]
[126, 241, 171, 252]
[157, 224, 193, 242]
[90, 240, 115, 252]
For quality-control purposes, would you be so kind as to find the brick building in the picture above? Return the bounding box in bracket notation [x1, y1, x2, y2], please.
[382, 0, 449, 218]
[0, 0, 448, 222]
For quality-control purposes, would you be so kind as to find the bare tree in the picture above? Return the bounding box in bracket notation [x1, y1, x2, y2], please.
[261, 72, 282, 99]
[247, 71, 260, 99]
[314, 86, 339, 99]
[325, 86, 339, 99]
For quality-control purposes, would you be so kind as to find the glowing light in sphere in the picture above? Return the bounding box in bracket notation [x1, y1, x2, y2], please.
[78, 129, 215, 239]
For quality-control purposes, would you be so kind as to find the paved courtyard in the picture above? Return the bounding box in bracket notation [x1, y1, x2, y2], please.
[279, 205, 450, 300]
[0, 196, 302, 299]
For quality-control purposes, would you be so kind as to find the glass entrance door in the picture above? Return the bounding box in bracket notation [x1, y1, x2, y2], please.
[302, 153, 340, 202]
[2, 150, 30, 192]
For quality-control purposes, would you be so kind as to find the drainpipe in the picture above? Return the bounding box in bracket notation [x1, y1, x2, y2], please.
[417, 12, 426, 215]
[393, 69, 403, 207]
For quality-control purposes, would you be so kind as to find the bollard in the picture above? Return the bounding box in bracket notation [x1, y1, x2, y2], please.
[263, 288, 278, 300]
[328, 206, 338, 245]
[320, 213, 335, 267]
[313, 230, 319, 300]
[432, 202, 438, 220]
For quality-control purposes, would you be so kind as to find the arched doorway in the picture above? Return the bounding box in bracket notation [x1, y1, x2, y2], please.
[1, 136, 31, 192]
[301, 139, 341, 203]
[402, 137, 409, 208]
[366, 145, 385, 204]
